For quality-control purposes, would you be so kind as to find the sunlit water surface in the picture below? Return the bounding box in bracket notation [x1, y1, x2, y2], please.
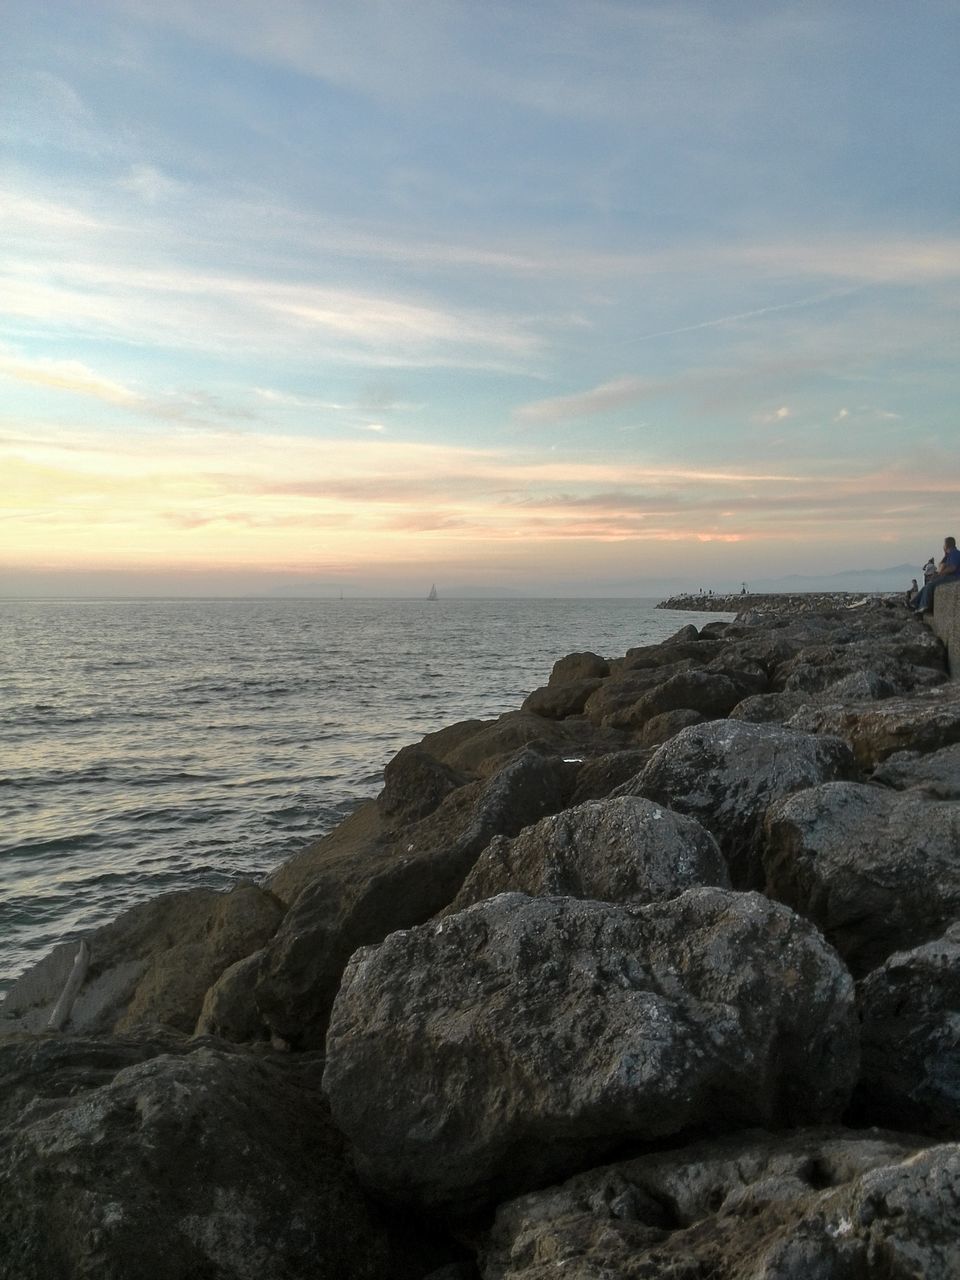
[1, 597, 731, 988]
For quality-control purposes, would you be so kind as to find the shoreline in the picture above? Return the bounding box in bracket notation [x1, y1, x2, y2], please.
[2, 594, 959, 1274]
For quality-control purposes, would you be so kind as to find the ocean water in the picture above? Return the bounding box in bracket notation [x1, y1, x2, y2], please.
[1, 597, 731, 989]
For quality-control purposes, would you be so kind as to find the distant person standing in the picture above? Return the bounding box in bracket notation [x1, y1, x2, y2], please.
[912, 538, 960, 615]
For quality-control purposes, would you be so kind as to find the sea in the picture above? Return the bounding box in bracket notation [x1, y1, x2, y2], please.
[1, 597, 732, 991]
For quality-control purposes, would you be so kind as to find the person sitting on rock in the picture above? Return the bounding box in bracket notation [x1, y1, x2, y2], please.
[912, 538, 960, 615]
[906, 578, 919, 607]
[923, 556, 937, 582]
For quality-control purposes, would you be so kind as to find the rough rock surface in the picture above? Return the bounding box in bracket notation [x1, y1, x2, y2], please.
[448, 797, 729, 912]
[854, 923, 960, 1136]
[324, 889, 858, 1213]
[520, 678, 603, 719]
[378, 745, 470, 823]
[194, 950, 266, 1042]
[567, 749, 652, 804]
[763, 781, 960, 975]
[636, 707, 704, 746]
[0, 1033, 447, 1280]
[482, 1128, 960, 1280]
[787, 683, 960, 767]
[636, 720, 857, 887]
[0, 884, 284, 1039]
[547, 651, 609, 685]
[872, 742, 960, 798]
[623, 670, 748, 727]
[257, 747, 569, 1048]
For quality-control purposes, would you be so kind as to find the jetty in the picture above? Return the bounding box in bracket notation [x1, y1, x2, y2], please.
[2, 587, 960, 1276]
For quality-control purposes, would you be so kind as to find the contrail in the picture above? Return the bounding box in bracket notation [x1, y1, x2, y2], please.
[623, 286, 861, 344]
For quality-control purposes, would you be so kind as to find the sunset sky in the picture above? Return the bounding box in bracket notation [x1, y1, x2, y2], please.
[3, 1, 959, 596]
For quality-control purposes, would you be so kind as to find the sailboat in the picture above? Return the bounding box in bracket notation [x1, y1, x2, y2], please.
[427, 583, 438, 601]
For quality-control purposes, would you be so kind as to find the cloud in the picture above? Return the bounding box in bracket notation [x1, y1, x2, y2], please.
[119, 164, 184, 204]
[0, 353, 142, 406]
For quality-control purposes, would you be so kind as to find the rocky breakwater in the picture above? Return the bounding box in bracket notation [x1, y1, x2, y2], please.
[2, 596, 960, 1277]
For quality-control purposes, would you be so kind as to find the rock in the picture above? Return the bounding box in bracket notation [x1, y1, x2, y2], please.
[379, 745, 469, 824]
[872, 743, 960, 799]
[637, 708, 703, 747]
[626, 671, 747, 726]
[482, 1128, 958, 1280]
[0, 885, 284, 1039]
[854, 923, 960, 1136]
[763, 782, 960, 976]
[622, 640, 720, 670]
[323, 889, 858, 1214]
[582, 662, 698, 727]
[448, 797, 730, 912]
[548, 652, 609, 685]
[256, 748, 569, 1048]
[567, 749, 653, 804]
[729, 691, 814, 724]
[636, 720, 857, 888]
[0, 1033, 449, 1280]
[787, 684, 960, 768]
[663, 624, 700, 644]
[428, 711, 624, 777]
[194, 950, 266, 1042]
[521, 678, 603, 719]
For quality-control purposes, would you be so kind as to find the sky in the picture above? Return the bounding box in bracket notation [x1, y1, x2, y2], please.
[3, 0, 959, 596]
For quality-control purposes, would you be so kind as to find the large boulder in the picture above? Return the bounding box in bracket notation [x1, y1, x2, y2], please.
[256, 747, 569, 1048]
[635, 720, 857, 887]
[323, 889, 858, 1214]
[787, 684, 960, 768]
[618, 671, 747, 728]
[547, 651, 609, 685]
[521, 679, 603, 720]
[482, 1129, 958, 1280]
[424, 710, 625, 777]
[582, 662, 699, 727]
[378, 745, 469, 824]
[448, 796, 730, 912]
[854, 923, 960, 1137]
[0, 885, 284, 1039]
[729, 691, 814, 724]
[567, 748, 652, 804]
[0, 1033, 449, 1280]
[871, 743, 960, 799]
[763, 781, 960, 976]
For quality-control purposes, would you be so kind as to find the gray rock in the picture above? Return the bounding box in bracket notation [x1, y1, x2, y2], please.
[872, 743, 960, 799]
[0, 1033, 445, 1280]
[0, 885, 284, 1039]
[547, 651, 609, 685]
[194, 949, 267, 1042]
[257, 748, 568, 1048]
[427, 710, 625, 777]
[729, 691, 815, 724]
[855, 923, 960, 1136]
[567, 749, 652, 804]
[763, 781, 960, 976]
[521, 678, 603, 719]
[378, 745, 469, 824]
[787, 683, 960, 768]
[582, 661, 698, 727]
[448, 796, 730, 912]
[636, 720, 857, 888]
[323, 889, 858, 1213]
[626, 671, 746, 726]
[637, 708, 703, 747]
[482, 1129, 959, 1280]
